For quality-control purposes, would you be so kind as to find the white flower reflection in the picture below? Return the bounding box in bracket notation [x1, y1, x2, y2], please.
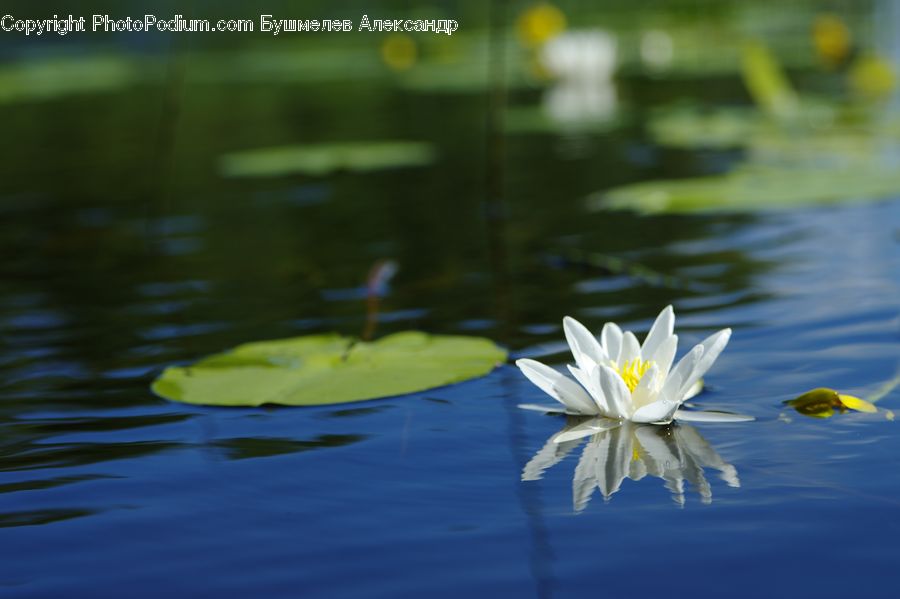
[523, 418, 740, 510]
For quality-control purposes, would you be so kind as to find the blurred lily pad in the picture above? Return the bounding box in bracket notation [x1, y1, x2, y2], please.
[197, 46, 386, 84]
[219, 141, 436, 178]
[152, 331, 507, 407]
[647, 102, 847, 150]
[400, 61, 494, 93]
[505, 105, 623, 134]
[648, 107, 761, 149]
[590, 164, 900, 214]
[0, 55, 139, 104]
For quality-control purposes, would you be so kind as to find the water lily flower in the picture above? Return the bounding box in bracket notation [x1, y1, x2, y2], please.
[517, 305, 748, 424]
[540, 30, 617, 82]
[539, 30, 618, 124]
[523, 417, 740, 509]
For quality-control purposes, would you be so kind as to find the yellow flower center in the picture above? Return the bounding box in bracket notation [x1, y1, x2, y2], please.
[614, 358, 653, 393]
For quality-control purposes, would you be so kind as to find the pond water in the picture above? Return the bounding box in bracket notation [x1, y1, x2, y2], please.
[2, 53, 900, 597]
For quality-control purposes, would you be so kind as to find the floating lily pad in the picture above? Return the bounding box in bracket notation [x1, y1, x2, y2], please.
[647, 103, 874, 152]
[504, 105, 623, 134]
[219, 142, 436, 178]
[0, 55, 139, 104]
[152, 331, 507, 407]
[198, 46, 386, 84]
[590, 164, 900, 214]
[648, 107, 762, 149]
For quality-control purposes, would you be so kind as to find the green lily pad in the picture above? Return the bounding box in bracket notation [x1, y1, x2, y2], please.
[0, 55, 139, 104]
[219, 141, 436, 178]
[152, 331, 507, 407]
[590, 164, 900, 214]
[504, 105, 623, 135]
[648, 107, 762, 149]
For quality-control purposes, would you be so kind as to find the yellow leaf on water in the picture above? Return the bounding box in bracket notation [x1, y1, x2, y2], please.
[804, 408, 835, 419]
[837, 394, 878, 413]
[785, 387, 839, 417]
[786, 387, 885, 419]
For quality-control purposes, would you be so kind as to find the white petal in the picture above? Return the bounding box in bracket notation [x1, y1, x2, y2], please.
[572, 438, 603, 511]
[600, 322, 622, 361]
[652, 334, 678, 378]
[631, 398, 679, 424]
[617, 331, 641, 366]
[633, 424, 680, 477]
[635, 429, 688, 502]
[567, 364, 593, 393]
[678, 328, 731, 400]
[641, 305, 674, 362]
[567, 364, 608, 414]
[672, 425, 741, 487]
[553, 417, 622, 443]
[598, 364, 632, 418]
[522, 434, 583, 481]
[631, 363, 660, 410]
[681, 378, 704, 401]
[673, 409, 754, 423]
[628, 457, 648, 482]
[573, 424, 631, 505]
[661, 345, 703, 403]
[516, 359, 599, 415]
[517, 403, 572, 414]
[563, 316, 607, 373]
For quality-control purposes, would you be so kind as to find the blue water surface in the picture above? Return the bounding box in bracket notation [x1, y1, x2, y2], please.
[3, 196, 898, 598]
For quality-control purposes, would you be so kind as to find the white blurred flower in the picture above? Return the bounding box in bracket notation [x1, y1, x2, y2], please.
[540, 30, 617, 81]
[640, 30, 674, 69]
[544, 83, 617, 124]
[517, 305, 749, 424]
[539, 30, 618, 124]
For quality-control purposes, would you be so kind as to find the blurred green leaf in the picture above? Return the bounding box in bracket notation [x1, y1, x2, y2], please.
[152, 331, 507, 407]
[741, 40, 799, 120]
[0, 55, 139, 104]
[648, 107, 762, 149]
[219, 141, 436, 178]
[591, 164, 900, 214]
[504, 105, 624, 134]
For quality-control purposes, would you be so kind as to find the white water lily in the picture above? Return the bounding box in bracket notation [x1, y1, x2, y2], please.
[540, 30, 618, 124]
[517, 305, 746, 424]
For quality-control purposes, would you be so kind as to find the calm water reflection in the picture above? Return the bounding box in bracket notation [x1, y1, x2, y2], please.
[524, 418, 739, 509]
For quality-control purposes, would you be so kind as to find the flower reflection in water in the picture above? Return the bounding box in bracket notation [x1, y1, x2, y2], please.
[539, 30, 618, 125]
[523, 418, 740, 511]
